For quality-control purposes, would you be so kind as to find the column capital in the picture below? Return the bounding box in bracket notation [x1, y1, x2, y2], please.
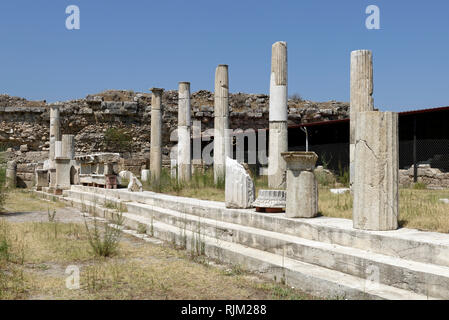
[149, 88, 164, 95]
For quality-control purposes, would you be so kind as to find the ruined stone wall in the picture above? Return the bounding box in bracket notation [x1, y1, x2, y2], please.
[0, 90, 349, 154]
[400, 165, 449, 190]
[0, 90, 349, 187]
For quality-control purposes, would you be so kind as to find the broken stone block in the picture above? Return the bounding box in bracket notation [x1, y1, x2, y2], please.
[127, 176, 143, 192]
[330, 188, 350, 194]
[225, 157, 255, 209]
[252, 189, 286, 212]
[141, 169, 150, 182]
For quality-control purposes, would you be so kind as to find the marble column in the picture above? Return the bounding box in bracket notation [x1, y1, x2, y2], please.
[5, 160, 17, 189]
[49, 105, 61, 169]
[268, 41, 288, 189]
[350, 50, 374, 188]
[353, 111, 399, 231]
[178, 82, 192, 182]
[150, 88, 164, 185]
[214, 64, 230, 184]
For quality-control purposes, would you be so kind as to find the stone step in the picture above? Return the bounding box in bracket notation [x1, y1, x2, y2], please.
[63, 188, 449, 299]
[60, 194, 434, 300]
[124, 201, 449, 299]
[66, 186, 449, 269]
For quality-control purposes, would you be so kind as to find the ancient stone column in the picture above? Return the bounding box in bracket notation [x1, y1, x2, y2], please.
[49, 105, 61, 169]
[150, 88, 164, 185]
[62, 134, 75, 160]
[268, 41, 288, 189]
[353, 111, 399, 231]
[55, 134, 74, 193]
[281, 152, 318, 218]
[5, 160, 17, 189]
[350, 50, 374, 188]
[214, 65, 230, 184]
[178, 82, 192, 182]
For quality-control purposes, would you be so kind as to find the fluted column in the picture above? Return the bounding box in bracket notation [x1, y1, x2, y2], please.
[353, 111, 399, 231]
[214, 65, 230, 184]
[268, 41, 288, 189]
[350, 50, 374, 188]
[178, 82, 192, 182]
[150, 88, 164, 185]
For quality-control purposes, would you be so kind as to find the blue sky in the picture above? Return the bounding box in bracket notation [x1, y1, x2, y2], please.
[0, 0, 448, 111]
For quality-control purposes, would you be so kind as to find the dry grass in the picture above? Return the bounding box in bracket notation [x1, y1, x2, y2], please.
[3, 189, 64, 213]
[141, 168, 270, 203]
[0, 192, 314, 300]
[0, 220, 313, 300]
[143, 168, 449, 233]
[319, 187, 449, 233]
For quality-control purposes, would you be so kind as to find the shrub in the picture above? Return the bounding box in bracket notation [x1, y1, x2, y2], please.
[289, 93, 303, 102]
[315, 170, 335, 187]
[103, 127, 132, 153]
[84, 204, 124, 258]
[413, 182, 427, 190]
[336, 162, 350, 187]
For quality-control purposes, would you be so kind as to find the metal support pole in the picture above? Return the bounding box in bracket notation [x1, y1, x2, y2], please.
[413, 116, 418, 183]
[300, 126, 309, 152]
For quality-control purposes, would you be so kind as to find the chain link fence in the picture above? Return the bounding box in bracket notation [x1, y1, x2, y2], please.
[400, 139, 449, 172]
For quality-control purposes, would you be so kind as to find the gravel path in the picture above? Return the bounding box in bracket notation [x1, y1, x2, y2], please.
[0, 205, 86, 224]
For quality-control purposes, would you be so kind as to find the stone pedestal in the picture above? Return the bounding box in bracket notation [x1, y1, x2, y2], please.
[54, 134, 76, 193]
[281, 152, 318, 218]
[225, 157, 255, 209]
[150, 88, 164, 185]
[214, 65, 230, 184]
[36, 169, 49, 191]
[48, 168, 57, 189]
[353, 111, 399, 231]
[105, 175, 117, 189]
[350, 50, 374, 188]
[178, 82, 192, 182]
[55, 157, 71, 191]
[268, 41, 288, 189]
[5, 160, 17, 189]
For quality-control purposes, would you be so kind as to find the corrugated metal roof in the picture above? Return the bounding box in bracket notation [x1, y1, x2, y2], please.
[288, 105, 449, 129]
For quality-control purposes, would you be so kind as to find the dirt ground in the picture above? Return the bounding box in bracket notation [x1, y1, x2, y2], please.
[0, 190, 315, 300]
